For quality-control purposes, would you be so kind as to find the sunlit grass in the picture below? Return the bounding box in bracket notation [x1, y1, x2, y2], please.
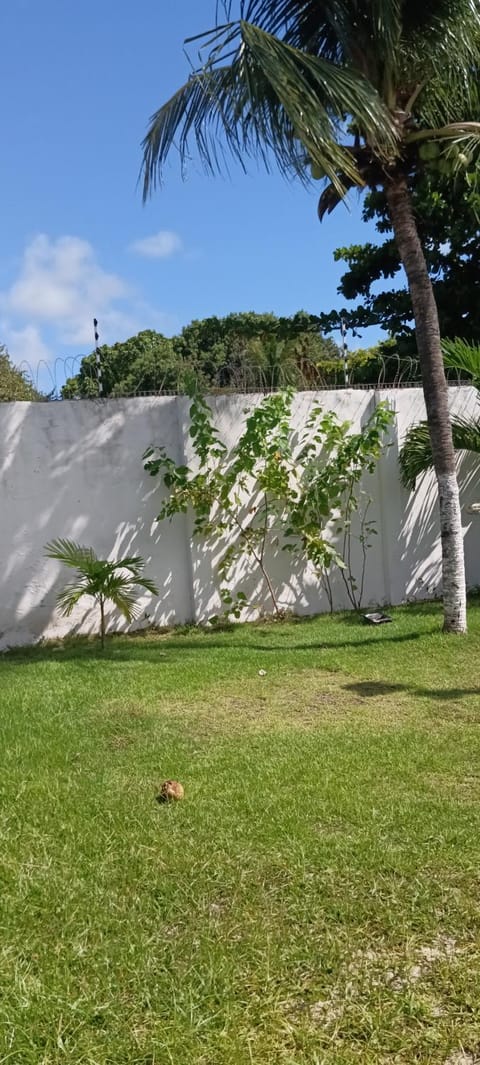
[1, 601, 480, 1063]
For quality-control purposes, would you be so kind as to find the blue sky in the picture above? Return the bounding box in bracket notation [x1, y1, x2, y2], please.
[0, 0, 389, 388]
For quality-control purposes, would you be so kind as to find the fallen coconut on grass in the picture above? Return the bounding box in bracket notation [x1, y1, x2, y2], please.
[156, 780, 185, 804]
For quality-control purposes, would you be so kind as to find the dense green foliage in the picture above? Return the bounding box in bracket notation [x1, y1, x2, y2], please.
[61, 312, 409, 398]
[0, 345, 44, 402]
[61, 313, 344, 398]
[61, 330, 180, 398]
[144, 389, 393, 616]
[319, 171, 480, 357]
[174, 311, 340, 388]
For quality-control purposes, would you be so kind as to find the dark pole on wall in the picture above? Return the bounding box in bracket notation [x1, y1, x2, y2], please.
[340, 317, 348, 387]
[94, 318, 103, 396]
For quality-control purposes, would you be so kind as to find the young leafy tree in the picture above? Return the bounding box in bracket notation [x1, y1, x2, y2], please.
[45, 539, 159, 649]
[144, 390, 393, 619]
[141, 0, 480, 633]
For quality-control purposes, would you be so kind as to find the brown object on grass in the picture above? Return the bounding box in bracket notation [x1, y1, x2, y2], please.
[156, 780, 185, 804]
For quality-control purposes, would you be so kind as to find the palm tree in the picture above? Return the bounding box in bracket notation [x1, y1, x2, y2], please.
[245, 335, 304, 388]
[141, 0, 480, 632]
[45, 539, 159, 649]
[400, 340, 480, 490]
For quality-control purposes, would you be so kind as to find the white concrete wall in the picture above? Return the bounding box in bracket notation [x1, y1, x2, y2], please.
[0, 388, 478, 649]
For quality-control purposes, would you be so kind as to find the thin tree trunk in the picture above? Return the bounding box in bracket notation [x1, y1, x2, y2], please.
[232, 508, 281, 618]
[99, 596, 105, 650]
[385, 172, 466, 633]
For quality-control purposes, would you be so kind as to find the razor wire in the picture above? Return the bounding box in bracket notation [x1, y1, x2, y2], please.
[7, 351, 471, 401]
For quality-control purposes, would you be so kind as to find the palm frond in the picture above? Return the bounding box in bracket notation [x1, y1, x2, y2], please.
[45, 538, 98, 573]
[110, 572, 160, 597]
[399, 421, 433, 489]
[405, 3, 479, 130]
[110, 554, 149, 579]
[111, 553, 145, 568]
[316, 143, 386, 218]
[399, 413, 480, 489]
[131, 575, 160, 597]
[142, 18, 397, 199]
[417, 78, 480, 133]
[55, 580, 92, 617]
[442, 338, 480, 389]
[317, 180, 351, 219]
[243, 0, 478, 97]
[402, 0, 478, 37]
[102, 579, 140, 623]
[451, 415, 480, 456]
[109, 557, 159, 595]
[242, 0, 403, 72]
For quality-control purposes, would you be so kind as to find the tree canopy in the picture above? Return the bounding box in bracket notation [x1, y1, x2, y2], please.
[0, 346, 44, 402]
[61, 331, 180, 398]
[61, 313, 344, 398]
[319, 168, 480, 354]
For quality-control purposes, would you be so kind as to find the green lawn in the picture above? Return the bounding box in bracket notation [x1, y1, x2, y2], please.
[1, 602, 480, 1064]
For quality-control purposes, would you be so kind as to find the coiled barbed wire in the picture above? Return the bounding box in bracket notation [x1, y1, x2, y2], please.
[7, 351, 470, 401]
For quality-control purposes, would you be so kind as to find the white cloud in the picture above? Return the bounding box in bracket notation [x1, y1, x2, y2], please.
[1, 234, 130, 347]
[2, 324, 51, 369]
[0, 234, 179, 380]
[130, 230, 182, 259]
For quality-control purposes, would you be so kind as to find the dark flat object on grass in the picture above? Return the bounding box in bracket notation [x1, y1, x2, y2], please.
[363, 612, 393, 625]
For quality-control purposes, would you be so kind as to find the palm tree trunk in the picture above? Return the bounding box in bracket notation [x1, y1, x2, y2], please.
[385, 171, 466, 634]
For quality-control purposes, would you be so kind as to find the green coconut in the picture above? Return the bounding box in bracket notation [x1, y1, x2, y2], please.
[310, 162, 327, 180]
[418, 141, 441, 161]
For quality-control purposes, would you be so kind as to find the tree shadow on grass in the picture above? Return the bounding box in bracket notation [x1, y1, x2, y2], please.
[1, 627, 427, 669]
[3, 627, 479, 708]
[343, 680, 406, 697]
[2, 598, 478, 676]
[246, 631, 426, 653]
[343, 679, 480, 701]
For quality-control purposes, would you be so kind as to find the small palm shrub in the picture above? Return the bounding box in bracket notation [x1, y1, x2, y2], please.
[45, 539, 159, 649]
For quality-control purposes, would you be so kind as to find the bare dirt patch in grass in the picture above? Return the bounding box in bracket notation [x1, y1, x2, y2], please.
[424, 773, 480, 803]
[171, 668, 421, 739]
